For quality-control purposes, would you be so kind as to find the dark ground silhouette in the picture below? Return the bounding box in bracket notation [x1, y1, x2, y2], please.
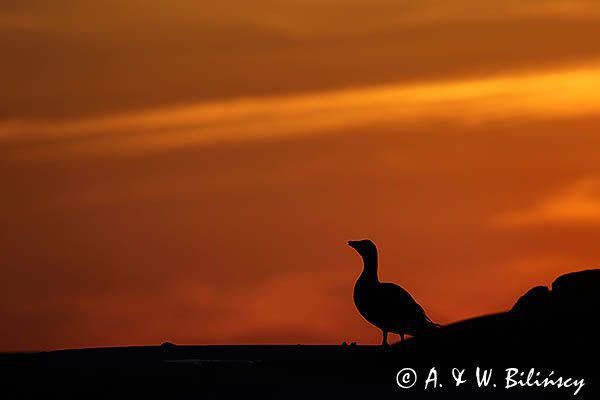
[1, 269, 599, 399]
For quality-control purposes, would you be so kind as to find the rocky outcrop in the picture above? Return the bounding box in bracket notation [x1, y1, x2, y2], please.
[511, 269, 600, 332]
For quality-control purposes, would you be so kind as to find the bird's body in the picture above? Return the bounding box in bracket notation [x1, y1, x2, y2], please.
[348, 239, 439, 345]
[353, 279, 432, 338]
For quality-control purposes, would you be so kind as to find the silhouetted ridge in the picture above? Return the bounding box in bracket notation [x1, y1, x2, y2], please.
[511, 269, 600, 322]
[405, 268, 600, 363]
[511, 285, 551, 315]
[552, 268, 600, 311]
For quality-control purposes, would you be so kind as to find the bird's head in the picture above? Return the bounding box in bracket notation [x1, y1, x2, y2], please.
[347, 239, 377, 258]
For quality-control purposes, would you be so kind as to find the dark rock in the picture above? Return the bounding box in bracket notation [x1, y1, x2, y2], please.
[552, 269, 600, 308]
[511, 285, 551, 314]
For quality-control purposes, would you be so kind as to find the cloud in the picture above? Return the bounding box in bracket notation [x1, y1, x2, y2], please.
[4, 62, 600, 161]
[494, 177, 600, 227]
[4, 1, 600, 121]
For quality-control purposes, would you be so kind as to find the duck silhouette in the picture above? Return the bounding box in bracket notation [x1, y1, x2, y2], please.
[348, 239, 440, 346]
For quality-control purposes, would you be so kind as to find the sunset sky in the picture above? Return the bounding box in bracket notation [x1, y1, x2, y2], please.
[3, 0, 600, 351]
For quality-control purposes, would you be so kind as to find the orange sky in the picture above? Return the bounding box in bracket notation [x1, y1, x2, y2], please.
[3, 0, 600, 351]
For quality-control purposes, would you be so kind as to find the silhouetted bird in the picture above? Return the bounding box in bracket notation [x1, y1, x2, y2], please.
[348, 239, 440, 346]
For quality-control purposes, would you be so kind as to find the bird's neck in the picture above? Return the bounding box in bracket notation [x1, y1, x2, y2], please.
[359, 252, 379, 282]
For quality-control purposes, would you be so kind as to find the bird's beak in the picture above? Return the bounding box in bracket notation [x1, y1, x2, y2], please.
[347, 240, 357, 248]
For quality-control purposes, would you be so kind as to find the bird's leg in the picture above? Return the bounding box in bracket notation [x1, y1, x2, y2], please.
[381, 331, 389, 346]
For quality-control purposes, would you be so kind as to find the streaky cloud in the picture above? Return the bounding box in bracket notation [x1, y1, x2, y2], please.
[4, 61, 600, 160]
